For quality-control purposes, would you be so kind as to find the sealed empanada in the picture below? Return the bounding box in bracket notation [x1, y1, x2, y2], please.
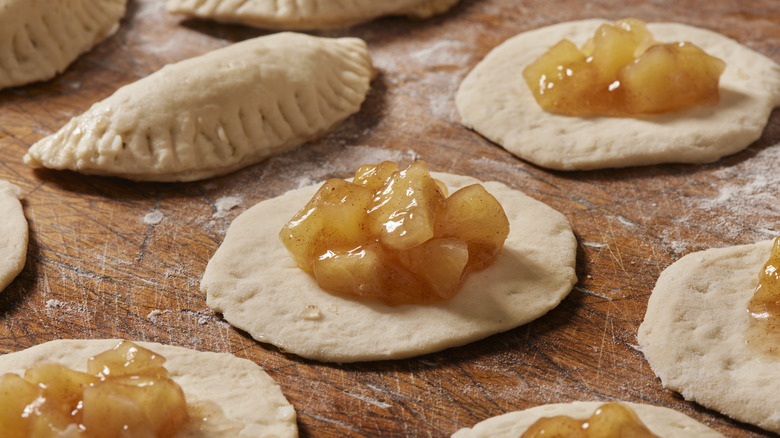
[166, 0, 459, 30]
[24, 32, 374, 182]
[0, 0, 127, 90]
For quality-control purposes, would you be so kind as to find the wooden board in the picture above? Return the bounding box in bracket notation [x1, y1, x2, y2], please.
[1, 0, 778, 436]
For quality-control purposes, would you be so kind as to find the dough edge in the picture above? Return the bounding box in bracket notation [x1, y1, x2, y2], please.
[0, 180, 27, 293]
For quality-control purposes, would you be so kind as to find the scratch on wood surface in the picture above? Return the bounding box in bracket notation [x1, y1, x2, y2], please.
[343, 390, 392, 409]
[602, 221, 626, 273]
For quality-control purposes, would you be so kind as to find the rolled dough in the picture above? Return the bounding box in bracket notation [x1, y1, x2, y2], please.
[202, 172, 577, 362]
[451, 401, 724, 437]
[456, 19, 780, 170]
[638, 240, 780, 434]
[0, 339, 298, 438]
[0, 181, 27, 293]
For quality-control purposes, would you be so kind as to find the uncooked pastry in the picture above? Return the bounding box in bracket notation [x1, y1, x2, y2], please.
[0, 180, 27, 293]
[451, 401, 724, 437]
[166, 0, 460, 30]
[0, 339, 297, 437]
[202, 172, 577, 362]
[638, 240, 780, 434]
[456, 19, 780, 170]
[23, 32, 374, 182]
[0, 0, 127, 89]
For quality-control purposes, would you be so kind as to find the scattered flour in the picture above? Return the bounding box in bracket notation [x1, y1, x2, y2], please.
[143, 210, 164, 225]
[213, 196, 243, 218]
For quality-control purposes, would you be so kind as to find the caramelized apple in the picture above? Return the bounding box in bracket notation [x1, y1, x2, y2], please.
[281, 161, 510, 305]
[520, 403, 659, 438]
[367, 161, 446, 251]
[280, 178, 373, 271]
[523, 18, 725, 116]
[746, 237, 780, 356]
[0, 341, 189, 438]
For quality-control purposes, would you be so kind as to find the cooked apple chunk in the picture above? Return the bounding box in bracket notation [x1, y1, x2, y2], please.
[280, 161, 510, 305]
[0, 341, 188, 438]
[522, 18, 726, 116]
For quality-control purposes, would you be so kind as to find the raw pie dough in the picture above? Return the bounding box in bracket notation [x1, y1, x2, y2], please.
[638, 240, 780, 434]
[202, 172, 577, 363]
[166, 0, 460, 30]
[0, 181, 27, 293]
[0, 339, 297, 437]
[451, 401, 724, 437]
[24, 32, 374, 182]
[456, 19, 780, 170]
[0, 0, 127, 90]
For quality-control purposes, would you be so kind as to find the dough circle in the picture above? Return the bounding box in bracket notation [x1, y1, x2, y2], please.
[451, 401, 724, 437]
[202, 172, 578, 363]
[638, 240, 780, 434]
[0, 339, 297, 437]
[0, 181, 27, 293]
[456, 19, 780, 170]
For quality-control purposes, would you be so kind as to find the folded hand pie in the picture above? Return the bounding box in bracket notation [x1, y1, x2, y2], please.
[0, 0, 127, 89]
[24, 32, 374, 182]
[166, 0, 459, 30]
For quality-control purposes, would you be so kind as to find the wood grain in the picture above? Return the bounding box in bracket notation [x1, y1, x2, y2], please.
[1, 0, 778, 436]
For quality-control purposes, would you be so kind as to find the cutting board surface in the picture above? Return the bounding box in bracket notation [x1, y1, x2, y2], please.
[1, 0, 779, 436]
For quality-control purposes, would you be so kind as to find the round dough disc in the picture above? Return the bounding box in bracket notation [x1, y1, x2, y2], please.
[451, 401, 724, 437]
[0, 181, 27, 293]
[0, 339, 297, 437]
[638, 240, 780, 434]
[202, 172, 578, 362]
[456, 19, 780, 170]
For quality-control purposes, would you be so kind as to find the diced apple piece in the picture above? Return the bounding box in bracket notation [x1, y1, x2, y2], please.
[522, 39, 589, 109]
[82, 376, 188, 438]
[353, 161, 399, 190]
[0, 373, 41, 438]
[87, 341, 168, 379]
[313, 244, 426, 304]
[435, 184, 510, 270]
[367, 161, 446, 251]
[280, 179, 373, 271]
[588, 19, 654, 79]
[397, 238, 469, 300]
[621, 42, 725, 114]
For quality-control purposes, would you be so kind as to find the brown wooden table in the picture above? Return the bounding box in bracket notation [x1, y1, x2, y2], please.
[1, 0, 778, 436]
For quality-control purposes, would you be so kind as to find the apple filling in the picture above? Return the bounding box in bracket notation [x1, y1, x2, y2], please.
[747, 237, 780, 355]
[522, 18, 726, 116]
[520, 403, 659, 437]
[0, 341, 188, 437]
[279, 161, 510, 306]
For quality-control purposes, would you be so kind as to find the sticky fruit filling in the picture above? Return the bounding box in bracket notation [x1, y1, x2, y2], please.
[279, 161, 510, 306]
[747, 237, 780, 355]
[520, 402, 659, 437]
[0, 341, 188, 438]
[522, 18, 726, 116]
